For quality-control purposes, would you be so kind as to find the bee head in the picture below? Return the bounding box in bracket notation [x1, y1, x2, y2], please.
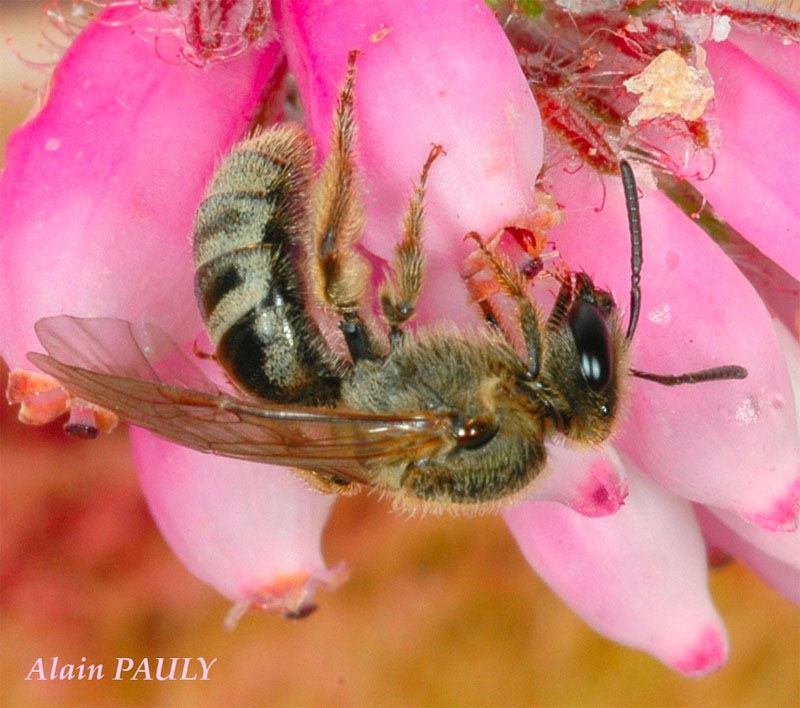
[538, 272, 626, 443]
[530, 159, 746, 443]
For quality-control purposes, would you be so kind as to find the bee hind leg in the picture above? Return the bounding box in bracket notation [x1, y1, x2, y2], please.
[307, 50, 381, 362]
[379, 144, 445, 344]
[298, 468, 359, 496]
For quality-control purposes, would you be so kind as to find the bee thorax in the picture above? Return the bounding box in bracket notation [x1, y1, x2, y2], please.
[341, 333, 547, 506]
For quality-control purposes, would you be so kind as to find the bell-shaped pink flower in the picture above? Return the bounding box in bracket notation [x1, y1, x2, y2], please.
[2, 0, 798, 675]
[504, 466, 729, 676]
[131, 428, 345, 622]
[0, 3, 344, 618]
[274, 0, 544, 325]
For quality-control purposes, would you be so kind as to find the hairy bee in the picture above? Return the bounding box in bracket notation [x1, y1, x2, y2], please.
[29, 52, 747, 512]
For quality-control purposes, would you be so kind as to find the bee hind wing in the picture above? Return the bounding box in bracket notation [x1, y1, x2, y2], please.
[33, 315, 220, 394]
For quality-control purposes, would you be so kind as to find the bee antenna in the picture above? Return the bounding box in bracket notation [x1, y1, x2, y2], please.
[630, 365, 748, 386]
[620, 162, 749, 386]
[620, 160, 642, 341]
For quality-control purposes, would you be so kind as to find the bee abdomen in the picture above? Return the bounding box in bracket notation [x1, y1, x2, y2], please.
[192, 126, 341, 405]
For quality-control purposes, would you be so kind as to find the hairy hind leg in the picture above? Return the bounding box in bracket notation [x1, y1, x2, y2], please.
[307, 50, 381, 361]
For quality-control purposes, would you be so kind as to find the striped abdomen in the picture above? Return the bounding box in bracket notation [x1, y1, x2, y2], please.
[193, 126, 341, 405]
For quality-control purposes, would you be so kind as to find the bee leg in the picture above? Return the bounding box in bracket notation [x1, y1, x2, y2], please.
[464, 279, 506, 332]
[466, 232, 545, 378]
[399, 441, 542, 509]
[546, 277, 573, 332]
[307, 50, 380, 362]
[379, 144, 445, 343]
[300, 469, 359, 496]
[460, 256, 509, 338]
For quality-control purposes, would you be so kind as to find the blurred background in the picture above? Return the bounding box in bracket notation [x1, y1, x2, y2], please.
[1, 2, 799, 706]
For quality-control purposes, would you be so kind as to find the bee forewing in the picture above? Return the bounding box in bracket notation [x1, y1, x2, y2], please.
[28, 317, 451, 489]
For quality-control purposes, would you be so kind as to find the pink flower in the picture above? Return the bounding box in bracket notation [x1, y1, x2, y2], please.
[1, 0, 797, 675]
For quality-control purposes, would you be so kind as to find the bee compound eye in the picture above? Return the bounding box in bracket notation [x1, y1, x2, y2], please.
[568, 300, 613, 391]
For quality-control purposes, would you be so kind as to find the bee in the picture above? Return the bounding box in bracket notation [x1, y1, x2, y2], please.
[28, 52, 747, 512]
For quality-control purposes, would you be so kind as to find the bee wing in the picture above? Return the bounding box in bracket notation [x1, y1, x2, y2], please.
[28, 316, 450, 485]
[33, 315, 222, 394]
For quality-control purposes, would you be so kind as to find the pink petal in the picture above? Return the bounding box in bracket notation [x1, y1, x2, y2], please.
[131, 428, 345, 616]
[0, 5, 282, 369]
[528, 441, 628, 517]
[707, 506, 799, 572]
[273, 0, 543, 323]
[545, 165, 800, 530]
[773, 318, 800, 439]
[728, 27, 800, 127]
[504, 465, 728, 675]
[697, 506, 800, 605]
[772, 319, 800, 414]
[695, 38, 800, 281]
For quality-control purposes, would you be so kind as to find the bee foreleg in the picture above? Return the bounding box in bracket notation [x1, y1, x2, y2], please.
[546, 278, 573, 332]
[465, 232, 545, 378]
[464, 282, 505, 332]
[379, 144, 444, 340]
[398, 446, 540, 509]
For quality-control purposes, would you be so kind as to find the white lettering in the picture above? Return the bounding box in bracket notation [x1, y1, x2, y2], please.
[86, 662, 104, 680]
[198, 657, 217, 681]
[25, 658, 46, 681]
[131, 659, 152, 681]
[178, 658, 197, 681]
[113, 658, 134, 680]
[155, 658, 178, 681]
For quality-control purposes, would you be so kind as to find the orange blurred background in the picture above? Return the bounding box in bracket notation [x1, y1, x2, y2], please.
[1, 3, 798, 706]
